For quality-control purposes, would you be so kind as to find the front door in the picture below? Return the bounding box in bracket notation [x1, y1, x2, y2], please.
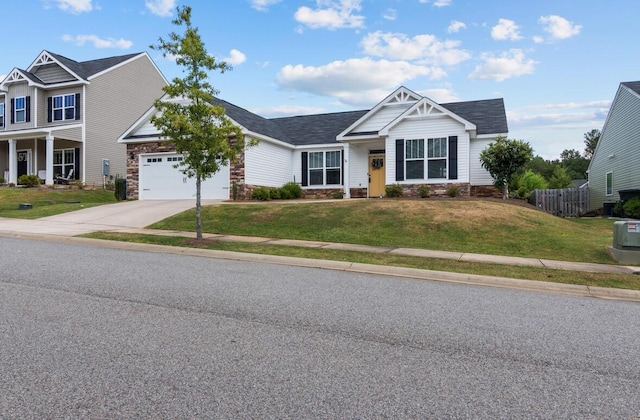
[17, 150, 30, 177]
[369, 154, 385, 197]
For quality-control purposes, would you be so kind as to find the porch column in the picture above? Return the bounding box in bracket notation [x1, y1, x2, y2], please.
[8, 139, 17, 184]
[343, 143, 351, 199]
[45, 134, 54, 185]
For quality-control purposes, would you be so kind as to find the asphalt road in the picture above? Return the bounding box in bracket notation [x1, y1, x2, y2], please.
[1, 237, 639, 418]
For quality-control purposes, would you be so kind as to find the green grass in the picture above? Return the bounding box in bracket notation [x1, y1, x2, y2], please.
[0, 187, 117, 219]
[85, 232, 640, 291]
[150, 199, 618, 264]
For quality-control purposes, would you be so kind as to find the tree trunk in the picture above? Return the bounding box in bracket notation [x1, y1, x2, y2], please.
[196, 173, 203, 240]
[503, 183, 509, 200]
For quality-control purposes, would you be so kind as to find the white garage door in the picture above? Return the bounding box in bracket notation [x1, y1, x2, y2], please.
[139, 154, 229, 200]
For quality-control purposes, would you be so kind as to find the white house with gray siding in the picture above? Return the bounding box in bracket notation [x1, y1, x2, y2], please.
[119, 86, 508, 200]
[587, 81, 640, 211]
[0, 50, 167, 186]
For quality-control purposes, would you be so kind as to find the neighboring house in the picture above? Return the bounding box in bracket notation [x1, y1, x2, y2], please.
[587, 81, 640, 211]
[119, 86, 508, 200]
[0, 50, 167, 186]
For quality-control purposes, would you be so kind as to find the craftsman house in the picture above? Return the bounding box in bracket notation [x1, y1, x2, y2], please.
[120, 86, 508, 200]
[0, 50, 167, 186]
[587, 81, 640, 212]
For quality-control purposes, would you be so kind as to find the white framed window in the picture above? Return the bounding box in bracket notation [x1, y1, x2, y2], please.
[427, 137, 447, 179]
[52, 94, 76, 121]
[606, 171, 613, 196]
[15, 96, 26, 123]
[53, 148, 75, 178]
[0, 102, 4, 127]
[308, 150, 342, 186]
[405, 139, 424, 179]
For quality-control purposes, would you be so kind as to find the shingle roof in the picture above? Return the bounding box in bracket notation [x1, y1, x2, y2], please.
[215, 95, 507, 145]
[46, 51, 142, 80]
[622, 81, 640, 96]
[441, 98, 508, 135]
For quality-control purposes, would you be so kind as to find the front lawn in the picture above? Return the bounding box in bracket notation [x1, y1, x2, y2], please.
[0, 187, 117, 219]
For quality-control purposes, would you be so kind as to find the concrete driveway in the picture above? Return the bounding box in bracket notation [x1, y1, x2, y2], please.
[0, 200, 220, 236]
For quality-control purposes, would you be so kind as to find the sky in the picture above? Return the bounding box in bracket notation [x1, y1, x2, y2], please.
[2, 0, 639, 160]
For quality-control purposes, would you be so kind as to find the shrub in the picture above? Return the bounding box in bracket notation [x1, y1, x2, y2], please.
[251, 187, 272, 201]
[385, 184, 403, 198]
[0, 176, 4, 184]
[17, 174, 40, 187]
[331, 191, 344, 199]
[418, 184, 430, 198]
[280, 182, 303, 199]
[548, 166, 572, 189]
[614, 201, 625, 217]
[515, 170, 548, 199]
[623, 198, 640, 219]
[114, 175, 126, 201]
[268, 188, 281, 200]
[447, 185, 461, 197]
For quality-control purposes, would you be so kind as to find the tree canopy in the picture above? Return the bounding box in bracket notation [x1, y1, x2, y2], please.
[583, 128, 601, 159]
[480, 136, 533, 199]
[150, 6, 253, 239]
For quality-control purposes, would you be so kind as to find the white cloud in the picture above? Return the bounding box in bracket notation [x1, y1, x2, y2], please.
[448, 20, 466, 33]
[145, 0, 176, 18]
[294, 0, 365, 30]
[361, 31, 471, 66]
[539, 15, 582, 40]
[419, 0, 452, 6]
[383, 8, 397, 21]
[62, 34, 133, 49]
[491, 19, 522, 41]
[469, 49, 536, 82]
[533, 36, 544, 44]
[249, 0, 282, 11]
[54, 0, 93, 14]
[223, 49, 247, 66]
[417, 88, 462, 103]
[276, 57, 442, 106]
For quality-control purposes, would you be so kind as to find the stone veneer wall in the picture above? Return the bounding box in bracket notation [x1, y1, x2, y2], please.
[470, 185, 502, 198]
[396, 183, 471, 198]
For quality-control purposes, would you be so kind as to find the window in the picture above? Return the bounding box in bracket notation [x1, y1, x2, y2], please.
[606, 171, 613, 196]
[52, 94, 76, 121]
[307, 150, 342, 186]
[0, 103, 4, 127]
[15, 96, 26, 123]
[405, 139, 424, 179]
[53, 148, 75, 178]
[427, 137, 447, 178]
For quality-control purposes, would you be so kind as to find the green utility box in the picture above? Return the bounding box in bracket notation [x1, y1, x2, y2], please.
[610, 221, 640, 264]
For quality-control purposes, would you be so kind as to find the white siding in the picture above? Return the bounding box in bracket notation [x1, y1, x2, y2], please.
[355, 103, 412, 133]
[346, 142, 384, 189]
[385, 116, 469, 184]
[245, 140, 294, 187]
[589, 85, 640, 210]
[469, 138, 495, 186]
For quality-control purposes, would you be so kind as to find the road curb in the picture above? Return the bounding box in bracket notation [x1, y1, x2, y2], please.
[3, 231, 640, 303]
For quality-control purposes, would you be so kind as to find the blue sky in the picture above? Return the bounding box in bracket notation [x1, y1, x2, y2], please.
[2, 0, 638, 160]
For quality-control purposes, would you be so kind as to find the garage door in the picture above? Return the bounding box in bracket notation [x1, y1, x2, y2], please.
[139, 154, 229, 200]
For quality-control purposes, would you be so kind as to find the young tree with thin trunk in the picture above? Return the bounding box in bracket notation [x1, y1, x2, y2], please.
[150, 6, 250, 239]
[480, 136, 533, 199]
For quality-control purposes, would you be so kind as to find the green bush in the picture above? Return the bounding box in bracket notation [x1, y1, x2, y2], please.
[17, 174, 41, 187]
[331, 191, 344, 199]
[516, 170, 548, 199]
[548, 166, 572, 189]
[447, 185, 461, 197]
[114, 175, 126, 201]
[280, 182, 303, 199]
[251, 187, 272, 201]
[385, 184, 403, 198]
[418, 184, 430, 198]
[614, 201, 625, 217]
[0, 176, 5, 184]
[623, 198, 640, 219]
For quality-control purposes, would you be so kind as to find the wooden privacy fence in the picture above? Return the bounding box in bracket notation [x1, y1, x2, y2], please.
[530, 188, 590, 218]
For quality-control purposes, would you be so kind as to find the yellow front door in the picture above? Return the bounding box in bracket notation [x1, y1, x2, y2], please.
[369, 155, 385, 197]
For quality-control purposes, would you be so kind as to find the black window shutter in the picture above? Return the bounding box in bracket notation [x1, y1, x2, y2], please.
[341, 150, 344, 185]
[25, 96, 31, 122]
[74, 148, 80, 180]
[10, 98, 14, 124]
[47, 97, 52, 122]
[448, 136, 458, 180]
[395, 139, 404, 181]
[75, 93, 81, 120]
[301, 152, 308, 186]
